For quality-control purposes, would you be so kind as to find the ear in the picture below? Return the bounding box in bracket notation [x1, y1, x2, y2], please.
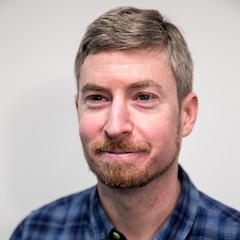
[181, 92, 198, 137]
[75, 95, 79, 110]
[74, 95, 80, 123]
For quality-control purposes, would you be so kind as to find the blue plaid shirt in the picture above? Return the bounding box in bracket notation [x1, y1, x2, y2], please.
[10, 166, 240, 239]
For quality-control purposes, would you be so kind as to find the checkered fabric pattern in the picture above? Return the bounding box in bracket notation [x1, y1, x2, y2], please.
[10, 166, 240, 239]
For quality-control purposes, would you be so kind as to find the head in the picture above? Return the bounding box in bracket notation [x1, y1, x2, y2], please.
[75, 6, 193, 105]
[74, 7, 198, 189]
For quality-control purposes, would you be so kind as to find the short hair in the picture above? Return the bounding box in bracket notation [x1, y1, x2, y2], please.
[74, 6, 193, 103]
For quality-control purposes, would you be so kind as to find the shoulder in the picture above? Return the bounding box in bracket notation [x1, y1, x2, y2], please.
[198, 191, 240, 223]
[179, 166, 240, 238]
[30, 186, 96, 220]
[10, 186, 97, 239]
[194, 191, 240, 238]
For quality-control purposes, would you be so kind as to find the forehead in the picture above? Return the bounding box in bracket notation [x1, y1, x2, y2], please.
[81, 49, 169, 69]
[79, 49, 175, 88]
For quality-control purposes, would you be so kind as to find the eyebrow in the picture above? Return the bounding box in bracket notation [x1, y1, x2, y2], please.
[81, 80, 162, 94]
[128, 80, 162, 91]
[81, 83, 110, 93]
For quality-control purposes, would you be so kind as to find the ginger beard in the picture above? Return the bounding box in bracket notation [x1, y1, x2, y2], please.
[83, 119, 181, 189]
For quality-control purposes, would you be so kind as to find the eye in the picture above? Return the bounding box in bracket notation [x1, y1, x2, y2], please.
[136, 93, 157, 101]
[84, 94, 109, 109]
[138, 94, 151, 101]
[133, 92, 159, 109]
[88, 95, 103, 101]
[85, 94, 109, 102]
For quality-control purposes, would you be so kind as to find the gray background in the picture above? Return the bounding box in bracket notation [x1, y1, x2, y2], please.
[1, 0, 240, 239]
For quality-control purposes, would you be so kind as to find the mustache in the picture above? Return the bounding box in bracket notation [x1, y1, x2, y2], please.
[93, 139, 151, 154]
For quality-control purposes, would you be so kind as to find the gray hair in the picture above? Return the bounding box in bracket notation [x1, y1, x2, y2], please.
[74, 6, 193, 103]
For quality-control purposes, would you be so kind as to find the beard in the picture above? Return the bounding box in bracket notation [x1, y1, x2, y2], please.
[84, 122, 181, 189]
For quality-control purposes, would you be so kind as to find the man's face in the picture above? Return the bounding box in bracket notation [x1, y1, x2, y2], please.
[76, 49, 183, 188]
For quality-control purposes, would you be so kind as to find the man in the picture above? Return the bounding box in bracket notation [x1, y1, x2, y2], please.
[11, 6, 240, 239]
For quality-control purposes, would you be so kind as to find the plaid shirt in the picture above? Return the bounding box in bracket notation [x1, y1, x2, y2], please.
[10, 166, 240, 239]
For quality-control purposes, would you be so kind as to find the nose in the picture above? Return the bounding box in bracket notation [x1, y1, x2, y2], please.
[103, 98, 133, 139]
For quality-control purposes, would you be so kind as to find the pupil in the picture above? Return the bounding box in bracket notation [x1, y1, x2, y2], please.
[140, 94, 150, 100]
[93, 96, 101, 101]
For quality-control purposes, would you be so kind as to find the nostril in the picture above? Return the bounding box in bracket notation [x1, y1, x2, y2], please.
[103, 119, 133, 139]
[104, 129, 131, 140]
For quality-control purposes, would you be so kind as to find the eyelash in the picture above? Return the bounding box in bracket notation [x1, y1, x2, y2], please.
[135, 93, 157, 102]
[86, 93, 155, 101]
[83, 94, 109, 109]
[87, 95, 106, 101]
[83, 92, 158, 109]
[136, 94, 152, 101]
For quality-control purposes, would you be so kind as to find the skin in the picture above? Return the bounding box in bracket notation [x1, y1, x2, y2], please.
[75, 49, 198, 239]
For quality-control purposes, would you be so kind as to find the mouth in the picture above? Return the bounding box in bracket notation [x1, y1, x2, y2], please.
[98, 150, 148, 161]
[103, 149, 142, 154]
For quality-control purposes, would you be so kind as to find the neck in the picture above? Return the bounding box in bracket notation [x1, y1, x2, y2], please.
[97, 163, 181, 240]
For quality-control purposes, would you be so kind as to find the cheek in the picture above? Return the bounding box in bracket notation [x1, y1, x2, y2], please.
[137, 112, 180, 148]
[79, 113, 104, 144]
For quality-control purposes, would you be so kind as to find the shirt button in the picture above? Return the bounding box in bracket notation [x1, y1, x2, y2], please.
[112, 231, 121, 239]
[108, 228, 127, 240]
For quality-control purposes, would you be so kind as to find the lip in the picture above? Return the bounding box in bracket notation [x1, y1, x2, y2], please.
[100, 151, 147, 160]
[107, 150, 141, 153]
